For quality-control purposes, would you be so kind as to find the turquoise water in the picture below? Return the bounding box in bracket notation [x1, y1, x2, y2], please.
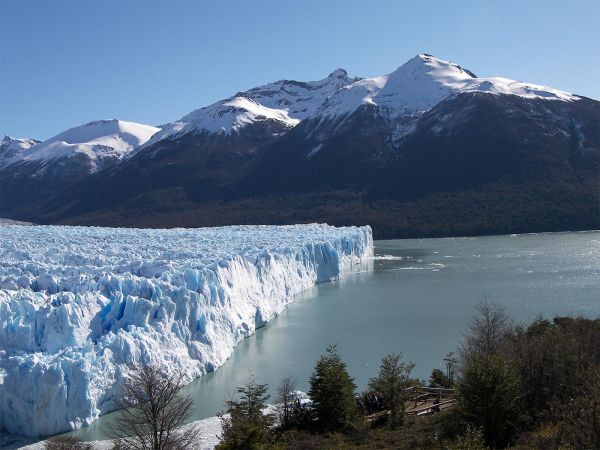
[74, 231, 599, 440]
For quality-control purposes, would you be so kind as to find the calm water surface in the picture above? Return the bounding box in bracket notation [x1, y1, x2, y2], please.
[76, 231, 599, 440]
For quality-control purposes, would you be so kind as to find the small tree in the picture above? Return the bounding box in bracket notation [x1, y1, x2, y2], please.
[276, 373, 298, 428]
[308, 344, 357, 430]
[368, 352, 415, 427]
[459, 296, 512, 369]
[104, 365, 198, 450]
[444, 351, 457, 386]
[458, 300, 521, 447]
[217, 373, 274, 450]
[44, 436, 93, 450]
[429, 368, 451, 388]
[459, 353, 523, 448]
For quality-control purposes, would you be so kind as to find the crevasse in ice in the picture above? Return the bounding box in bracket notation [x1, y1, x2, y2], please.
[0, 224, 373, 437]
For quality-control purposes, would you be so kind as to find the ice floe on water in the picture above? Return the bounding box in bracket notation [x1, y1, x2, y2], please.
[397, 263, 447, 271]
[0, 224, 372, 437]
[371, 254, 404, 261]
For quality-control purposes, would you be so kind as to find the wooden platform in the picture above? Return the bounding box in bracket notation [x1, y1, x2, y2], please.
[363, 387, 459, 421]
[405, 386, 458, 416]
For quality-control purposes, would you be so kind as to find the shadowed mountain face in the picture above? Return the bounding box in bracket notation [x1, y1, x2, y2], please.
[232, 91, 599, 198]
[371, 92, 599, 200]
[2, 56, 599, 238]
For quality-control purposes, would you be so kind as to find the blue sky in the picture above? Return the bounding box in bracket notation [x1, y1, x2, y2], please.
[1, 0, 599, 141]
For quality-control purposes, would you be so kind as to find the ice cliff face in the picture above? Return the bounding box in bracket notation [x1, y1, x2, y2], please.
[0, 224, 373, 437]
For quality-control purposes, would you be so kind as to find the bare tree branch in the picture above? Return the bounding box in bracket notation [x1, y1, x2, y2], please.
[459, 295, 513, 370]
[104, 365, 199, 450]
[276, 373, 298, 428]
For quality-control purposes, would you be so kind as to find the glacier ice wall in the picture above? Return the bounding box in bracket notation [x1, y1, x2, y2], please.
[0, 224, 372, 437]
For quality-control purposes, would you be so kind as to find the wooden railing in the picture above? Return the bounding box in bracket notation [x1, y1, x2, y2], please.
[406, 399, 458, 416]
[405, 386, 457, 395]
[404, 386, 458, 416]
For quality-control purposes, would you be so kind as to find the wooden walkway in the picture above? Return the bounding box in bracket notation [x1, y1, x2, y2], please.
[363, 386, 458, 422]
[405, 386, 458, 416]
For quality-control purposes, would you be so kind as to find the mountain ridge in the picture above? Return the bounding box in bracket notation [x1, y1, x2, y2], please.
[1, 55, 597, 238]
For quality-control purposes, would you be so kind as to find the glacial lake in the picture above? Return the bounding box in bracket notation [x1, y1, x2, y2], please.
[74, 231, 599, 441]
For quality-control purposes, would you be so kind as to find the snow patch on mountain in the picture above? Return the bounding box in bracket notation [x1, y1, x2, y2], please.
[179, 97, 301, 133]
[306, 143, 323, 159]
[0, 136, 40, 170]
[0, 224, 373, 437]
[144, 98, 300, 145]
[242, 68, 360, 121]
[18, 120, 160, 171]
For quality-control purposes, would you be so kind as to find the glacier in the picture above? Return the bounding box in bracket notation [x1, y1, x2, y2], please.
[0, 223, 372, 437]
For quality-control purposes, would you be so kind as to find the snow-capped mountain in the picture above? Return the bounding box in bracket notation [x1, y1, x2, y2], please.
[307, 54, 580, 145]
[18, 119, 160, 172]
[237, 54, 594, 200]
[316, 54, 575, 120]
[142, 97, 300, 149]
[142, 68, 360, 147]
[0, 120, 161, 217]
[241, 68, 360, 119]
[2, 55, 598, 238]
[0, 136, 40, 170]
[144, 55, 578, 150]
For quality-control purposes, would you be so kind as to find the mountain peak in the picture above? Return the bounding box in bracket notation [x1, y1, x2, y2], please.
[328, 68, 348, 79]
[20, 120, 161, 167]
[410, 54, 477, 78]
[316, 54, 575, 123]
[83, 119, 119, 127]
